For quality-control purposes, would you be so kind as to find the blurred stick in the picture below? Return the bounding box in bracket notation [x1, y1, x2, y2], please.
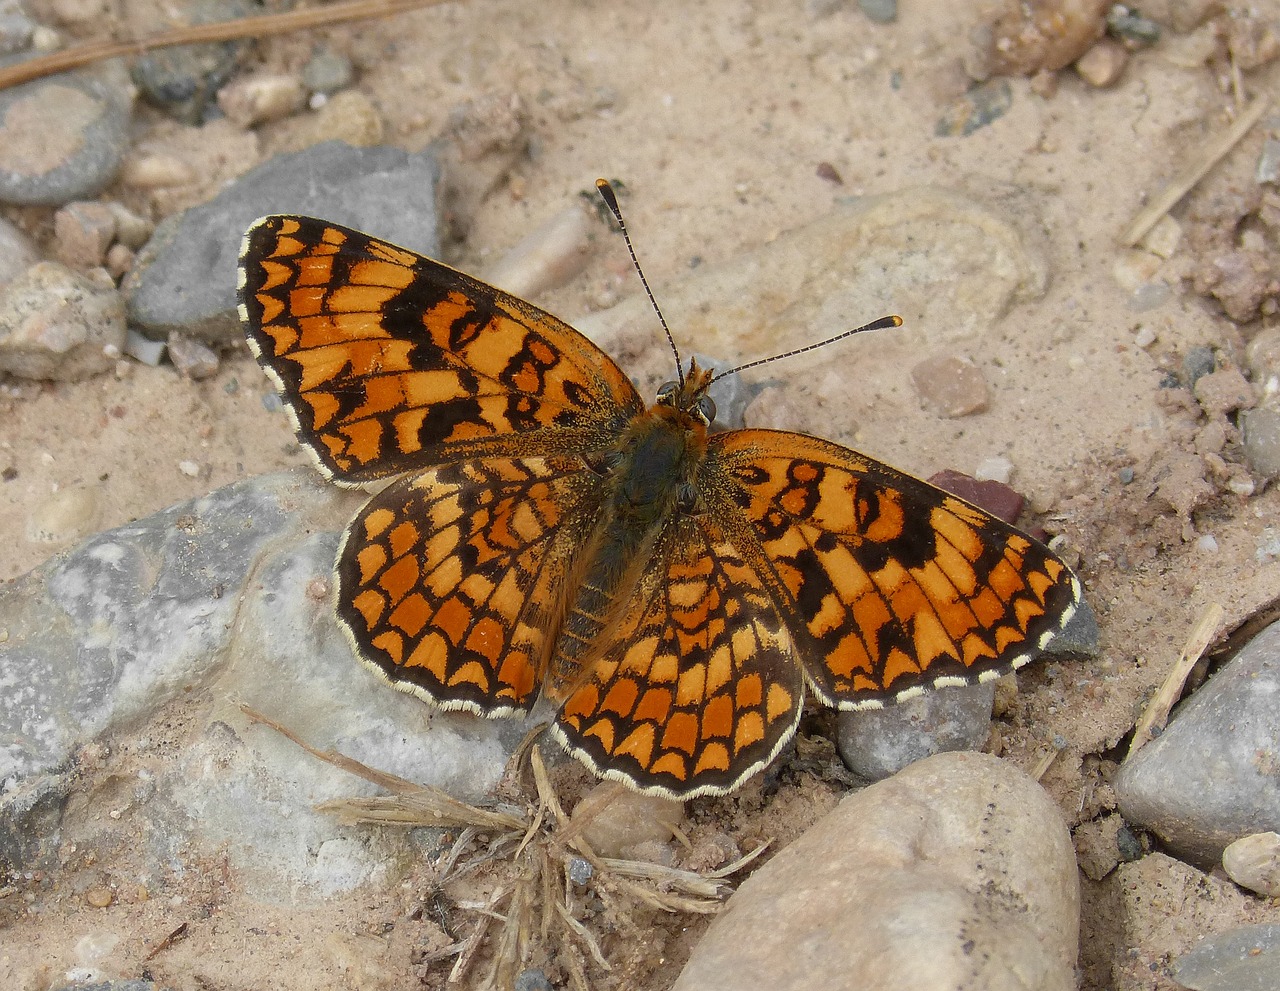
[0, 0, 445, 90]
[1120, 96, 1269, 247]
[1127, 602, 1224, 759]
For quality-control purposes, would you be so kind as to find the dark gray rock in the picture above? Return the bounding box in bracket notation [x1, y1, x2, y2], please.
[1171, 923, 1280, 991]
[124, 141, 441, 345]
[1115, 619, 1280, 865]
[838, 683, 997, 780]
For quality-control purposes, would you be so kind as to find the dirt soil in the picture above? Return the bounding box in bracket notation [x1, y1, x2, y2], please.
[4, 0, 1280, 989]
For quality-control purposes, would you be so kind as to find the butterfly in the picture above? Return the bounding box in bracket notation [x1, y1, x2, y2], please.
[238, 183, 1083, 800]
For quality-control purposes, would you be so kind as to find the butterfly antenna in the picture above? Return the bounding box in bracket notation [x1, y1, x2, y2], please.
[596, 179, 684, 385]
[709, 314, 904, 384]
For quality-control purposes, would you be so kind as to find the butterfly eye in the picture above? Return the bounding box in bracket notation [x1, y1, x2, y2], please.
[695, 395, 717, 424]
[656, 381, 679, 404]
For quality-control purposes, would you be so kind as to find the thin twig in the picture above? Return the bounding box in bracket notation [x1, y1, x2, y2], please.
[1120, 96, 1270, 247]
[0, 0, 446, 91]
[1128, 602, 1225, 758]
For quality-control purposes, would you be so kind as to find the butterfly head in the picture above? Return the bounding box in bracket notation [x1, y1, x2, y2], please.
[656, 357, 717, 426]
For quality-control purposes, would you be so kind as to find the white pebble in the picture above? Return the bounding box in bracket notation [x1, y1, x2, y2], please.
[178, 460, 201, 478]
[1195, 534, 1218, 553]
[974, 456, 1014, 484]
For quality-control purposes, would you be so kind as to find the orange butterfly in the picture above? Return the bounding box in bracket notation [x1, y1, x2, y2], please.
[238, 185, 1082, 799]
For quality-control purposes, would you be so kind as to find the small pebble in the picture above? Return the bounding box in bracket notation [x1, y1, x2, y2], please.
[1074, 40, 1128, 87]
[84, 885, 113, 907]
[1222, 831, 1280, 897]
[973, 455, 1014, 485]
[217, 73, 306, 128]
[935, 79, 1011, 137]
[1141, 215, 1182, 259]
[1241, 408, 1280, 478]
[1106, 6, 1161, 45]
[105, 243, 136, 280]
[120, 154, 197, 189]
[1257, 138, 1280, 185]
[0, 11, 35, 54]
[1182, 346, 1216, 388]
[0, 215, 40, 287]
[566, 856, 593, 885]
[1133, 325, 1157, 348]
[178, 461, 201, 478]
[1195, 534, 1218, 554]
[909, 353, 989, 418]
[302, 49, 354, 95]
[857, 0, 897, 24]
[54, 201, 117, 268]
[513, 970, 553, 991]
[124, 328, 166, 366]
[167, 333, 220, 379]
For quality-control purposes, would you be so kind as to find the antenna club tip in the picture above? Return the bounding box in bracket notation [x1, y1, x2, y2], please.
[595, 179, 620, 214]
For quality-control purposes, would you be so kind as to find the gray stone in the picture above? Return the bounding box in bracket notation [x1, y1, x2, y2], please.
[124, 141, 441, 345]
[302, 48, 354, 95]
[1241, 408, 1280, 478]
[1114, 618, 1280, 865]
[1171, 924, 1280, 991]
[0, 469, 516, 896]
[673, 752, 1079, 991]
[129, 0, 253, 124]
[858, 0, 897, 24]
[0, 64, 133, 206]
[838, 683, 997, 780]
[0, 261, 125, 380]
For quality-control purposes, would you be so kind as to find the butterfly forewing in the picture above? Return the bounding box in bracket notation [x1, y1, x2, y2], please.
[238, 216, 644, 484]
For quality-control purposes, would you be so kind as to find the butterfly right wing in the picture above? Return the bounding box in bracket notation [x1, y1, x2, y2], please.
[239, 216, 644, 484]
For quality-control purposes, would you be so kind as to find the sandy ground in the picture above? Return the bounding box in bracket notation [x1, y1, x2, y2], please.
[5, 0, 1280, 988]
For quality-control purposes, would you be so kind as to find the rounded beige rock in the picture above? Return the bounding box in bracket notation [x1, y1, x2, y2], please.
[673, 751, 1079, 991]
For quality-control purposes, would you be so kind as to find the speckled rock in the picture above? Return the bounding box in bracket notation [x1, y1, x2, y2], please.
[0, 469, 516, 896]
[0, 261, 125, 380]
[672, 752, 1079, 991]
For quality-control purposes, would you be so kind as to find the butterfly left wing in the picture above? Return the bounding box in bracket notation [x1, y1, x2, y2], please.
[239, 216, 644, 484]
[701, 429, 1083, 709]
[550, 514, 804, 799]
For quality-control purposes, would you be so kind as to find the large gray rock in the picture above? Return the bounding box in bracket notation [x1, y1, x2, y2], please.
[124, 141, 441, 345]
[673, 751, 1079, 991]
[1114, 618, 1280, 865]
[0, 469, 516, 896]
